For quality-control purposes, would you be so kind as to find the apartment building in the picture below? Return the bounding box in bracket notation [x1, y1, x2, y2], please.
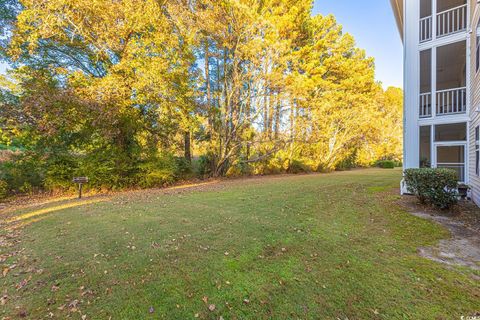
[391, 0, 480, 204]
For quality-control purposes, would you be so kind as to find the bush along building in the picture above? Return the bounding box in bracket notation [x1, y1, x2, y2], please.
[391, 0, 480, 204]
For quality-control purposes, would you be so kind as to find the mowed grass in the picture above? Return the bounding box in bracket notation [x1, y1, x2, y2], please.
[1, 169, 479, 319]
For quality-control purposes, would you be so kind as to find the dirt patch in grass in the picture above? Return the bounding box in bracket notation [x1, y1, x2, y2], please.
[399, 194, 480, 271]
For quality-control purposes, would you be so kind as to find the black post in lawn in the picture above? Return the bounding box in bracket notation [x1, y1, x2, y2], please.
[72, 177, 89, 199]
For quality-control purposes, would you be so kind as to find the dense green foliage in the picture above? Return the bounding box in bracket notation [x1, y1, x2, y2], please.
[0, 0, 403, 197]
[2, 170, 479, 318]
[376, 160, 396, 169]
[404, 168, 458, 209]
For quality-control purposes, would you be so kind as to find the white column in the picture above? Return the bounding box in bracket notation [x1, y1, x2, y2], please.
[432, 0, 437, 118]
[465, 1, 471, 184]
[432, 47, 437, 118]
[404, 0, 421, 169]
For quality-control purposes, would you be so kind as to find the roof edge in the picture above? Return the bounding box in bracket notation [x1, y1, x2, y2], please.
[390, 0, 404, 42]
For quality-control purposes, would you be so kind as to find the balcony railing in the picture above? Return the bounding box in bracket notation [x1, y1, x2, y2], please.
[436, 87, 467, 115]
[419, 92, 432, 117]
[420, 16, 432, 42]
[419, 88, 467, 117]
[436, 4, 467, 38]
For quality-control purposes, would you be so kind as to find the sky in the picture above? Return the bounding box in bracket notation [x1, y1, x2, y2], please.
[0, 62, 7, 75]
[0, 1, 404, 88]
[313, 0, 403, 88]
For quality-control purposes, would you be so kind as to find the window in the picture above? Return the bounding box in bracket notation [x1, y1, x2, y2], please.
[434, 123, 467, 141]
[437, 145, 466, 181]
[419, 50, 432, 117]
[476, 126, 480, 175]
[420, 49, 432, 94]
[420, 126, 431, 168]
[419, 0, 432, 42]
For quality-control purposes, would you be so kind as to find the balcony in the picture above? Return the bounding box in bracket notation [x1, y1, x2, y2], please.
[436, 87, 466, 115]
[419, 0, 467, 43]
[420, 16, 432, 42]
[419, 41, 466, 117]
[418, 88, 470, 117]
[436, 4, 467, 38]
[419, 92, 432, 117]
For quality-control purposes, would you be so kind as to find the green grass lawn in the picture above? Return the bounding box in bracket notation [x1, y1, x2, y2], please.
[1, 169, 479, 319]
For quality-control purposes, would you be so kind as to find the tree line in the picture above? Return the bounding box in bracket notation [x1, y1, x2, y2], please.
[0, 0, 402, 196]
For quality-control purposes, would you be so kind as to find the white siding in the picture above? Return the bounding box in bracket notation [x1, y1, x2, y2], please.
[469, 0, 480, 205]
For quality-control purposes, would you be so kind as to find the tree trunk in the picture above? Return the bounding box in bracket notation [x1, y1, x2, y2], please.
[268, 91, 275, 139]
[288, 99, 296, 167]
[263, 84, 269, 134]
[205, 40, 211, 131]
[274, 92, 281, 139]
[184, 131, 191, 162]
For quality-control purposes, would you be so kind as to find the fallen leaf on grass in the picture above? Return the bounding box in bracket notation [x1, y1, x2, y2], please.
[17, 310, 27, 318]
[16, 276, 31, 290]
[81, 289, 93, 297]
[68, 299, 79, 311]
[202, 296, 208, 304]
[0, 295, 7, 305]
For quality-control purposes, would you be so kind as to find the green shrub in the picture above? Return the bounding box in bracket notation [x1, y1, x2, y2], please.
[0, 180, 8, 200]
[142, 169, 176, 188]
[19, 181, 34, 194]
[226, 160, 253, 177]
[287, 160, 311, 174]
[138, 154, 193, 188]
[335, 152, 357, 171]
[0, 153, 45, 193]
[74, 146, 141, 190]
[253, 160, 283, 175]
[404, 168, 458, 209]
[174, 156, 193, 179]
[194, 154, 213, 177]
[376, 160, 395, 169]
[44, 154, 78, 192]
[138, 155, 177, 188]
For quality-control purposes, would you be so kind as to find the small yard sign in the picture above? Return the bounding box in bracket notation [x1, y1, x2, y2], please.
[72, 177, 89, 199]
